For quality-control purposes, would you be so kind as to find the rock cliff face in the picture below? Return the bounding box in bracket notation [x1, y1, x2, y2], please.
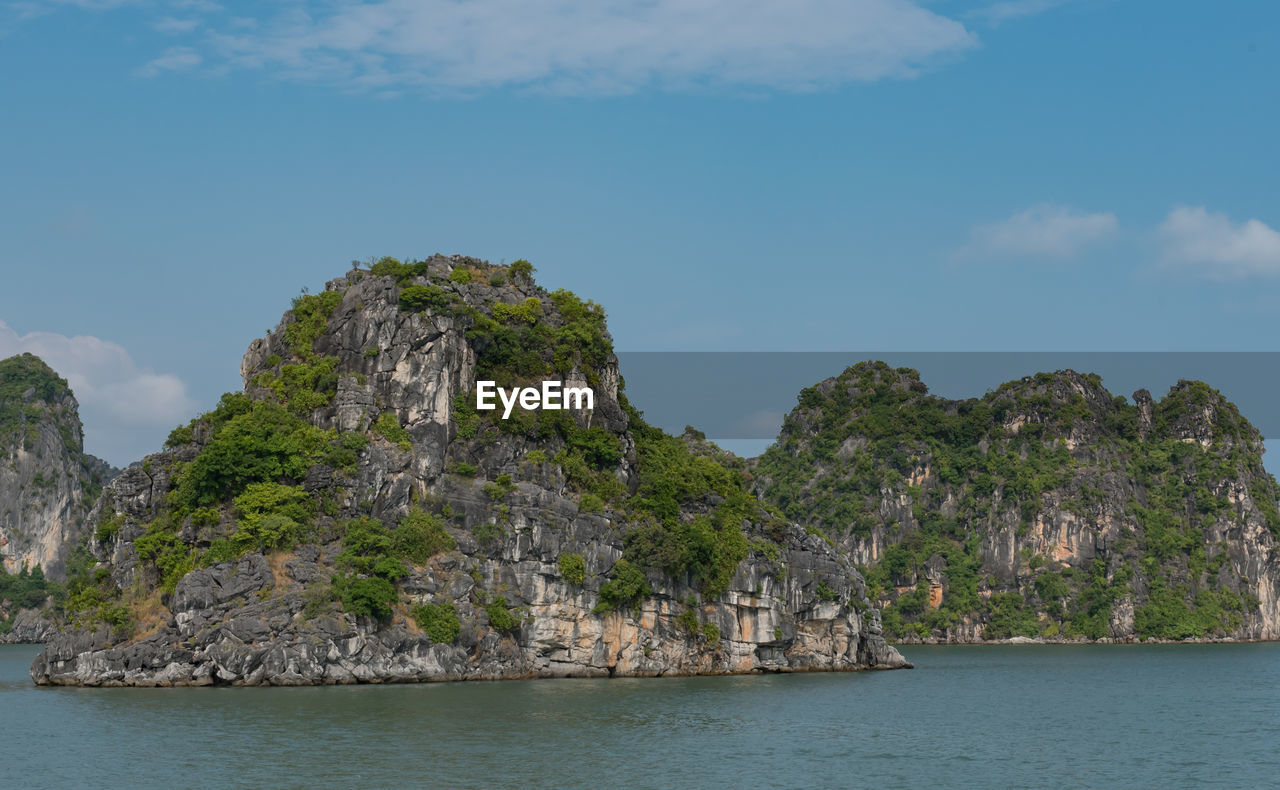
[32, 257, 906, 686]
[0, 354, 116, 580]
[754, 362, 1280, 643]
[0, 608, 57, 644]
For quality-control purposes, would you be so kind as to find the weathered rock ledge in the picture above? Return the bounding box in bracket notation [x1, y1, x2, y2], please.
[33, 530, 910, 687]
[0, 608, 56, 644]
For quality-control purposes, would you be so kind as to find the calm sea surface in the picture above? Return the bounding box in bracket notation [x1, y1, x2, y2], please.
[3, 643, 1278, 789]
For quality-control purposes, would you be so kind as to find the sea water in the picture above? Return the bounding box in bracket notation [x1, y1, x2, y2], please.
[3, 643, 1277, 788]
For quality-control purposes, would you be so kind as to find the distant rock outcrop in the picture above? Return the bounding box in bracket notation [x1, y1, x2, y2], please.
[754, 362, 1280, 643]
[0, 353, 118, 580]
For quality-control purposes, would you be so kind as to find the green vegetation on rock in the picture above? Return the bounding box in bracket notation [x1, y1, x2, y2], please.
[330, 510, 457, 620]
[594, 559, 651, 614]
[757, 361, 1280, 642]
[168, 394, 362, 510]
[373, 412, 412, 451]
[558, 553, 586, 586]
[0, 354, 72, 450]
[412, 601, 461, 644]
[42, 257, 869, 667]
[483, 595, 520, 632]
[0, 564, 55, 614]
[231, 482, 316, 553]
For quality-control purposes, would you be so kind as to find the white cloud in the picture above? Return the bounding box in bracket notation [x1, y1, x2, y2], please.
[189, 0, 979, 95]
[1158, 206, 1280, 279]
[10, 0, 135, 19]
[153, 16, 201, 35]
[961, 204, 1119, 260]
[15, 0, 979, 94]
[172, 0, 222, 11]
[47, 0, 137, 8]
[136, 45, 202, 76]
[0, 321, 196, 465]
[972, 0, 1069, 25]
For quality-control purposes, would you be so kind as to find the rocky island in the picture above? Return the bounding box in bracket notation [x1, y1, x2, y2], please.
[0, 354, 117, 643]
[24, 257, 1280, 685]
[754, 362, 1280, 643]
[31, 257, 908, 686]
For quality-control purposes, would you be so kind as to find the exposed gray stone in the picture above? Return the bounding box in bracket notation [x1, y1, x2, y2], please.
[0, 354, 119, 581]
[30, 258, 910, 686]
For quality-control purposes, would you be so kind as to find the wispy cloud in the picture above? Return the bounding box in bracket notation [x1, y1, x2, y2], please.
[136, 45, 202, 77]
[959, 204, 1118, 260]
[153, 16, 201, 35]
[10, 0, 136, 19]
[971, 0, 1070, 25]
[46, 0, 137, 8]
[22, 0, 979, 95]
[1158, 206, 1280, 279]
[0, 321, 196, 464]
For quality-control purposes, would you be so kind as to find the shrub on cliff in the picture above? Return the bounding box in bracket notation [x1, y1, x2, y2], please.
[412, 602, 461, 644]
[617, 410, 754, 596]
[253, 354, 341, 417]
[983, 592, 1039, 639]
[370, 256, 433, 284]
[170, 396, 360, 510]
[491, 297, 542, 325]
[62, 555, 133, 637]
[399, 285, 451, 313]
[484, 597, 520, 633]
[393, 509, 456, 563]
[594, 560, 651, 614]
[285, 291, 343, 359]
[336, 517, 406, 578]
[230, 483, 315, 552]
[374, 412, 412, 451]
[558, 553, 586, 586]
[462, 285, 611, 385]
[330, 511, 457, 620]
[332, 574, 397, 620]
[134, 520, 198, 594]
[0, 564, 54, 610]
[509, 259, 535, 281]
[566, 426, 622, 470]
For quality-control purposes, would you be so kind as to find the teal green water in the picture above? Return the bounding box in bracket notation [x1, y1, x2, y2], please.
[4, 643, 1279, 789]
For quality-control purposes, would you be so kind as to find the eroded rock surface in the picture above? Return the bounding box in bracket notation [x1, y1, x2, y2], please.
[0, 353, 117, 580]
[755, 362, 1280, 643]
[33, 258, 908, 686]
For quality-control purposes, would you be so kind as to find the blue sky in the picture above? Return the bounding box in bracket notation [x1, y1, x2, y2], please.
[1, 0, 1278, 464]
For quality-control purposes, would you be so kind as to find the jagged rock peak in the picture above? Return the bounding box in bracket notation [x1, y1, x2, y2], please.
[32, 256, 908, 685]
[0, 353, 117, 581]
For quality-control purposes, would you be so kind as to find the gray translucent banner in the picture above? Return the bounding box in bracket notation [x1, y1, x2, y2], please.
[616, 352, 1280, 442]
